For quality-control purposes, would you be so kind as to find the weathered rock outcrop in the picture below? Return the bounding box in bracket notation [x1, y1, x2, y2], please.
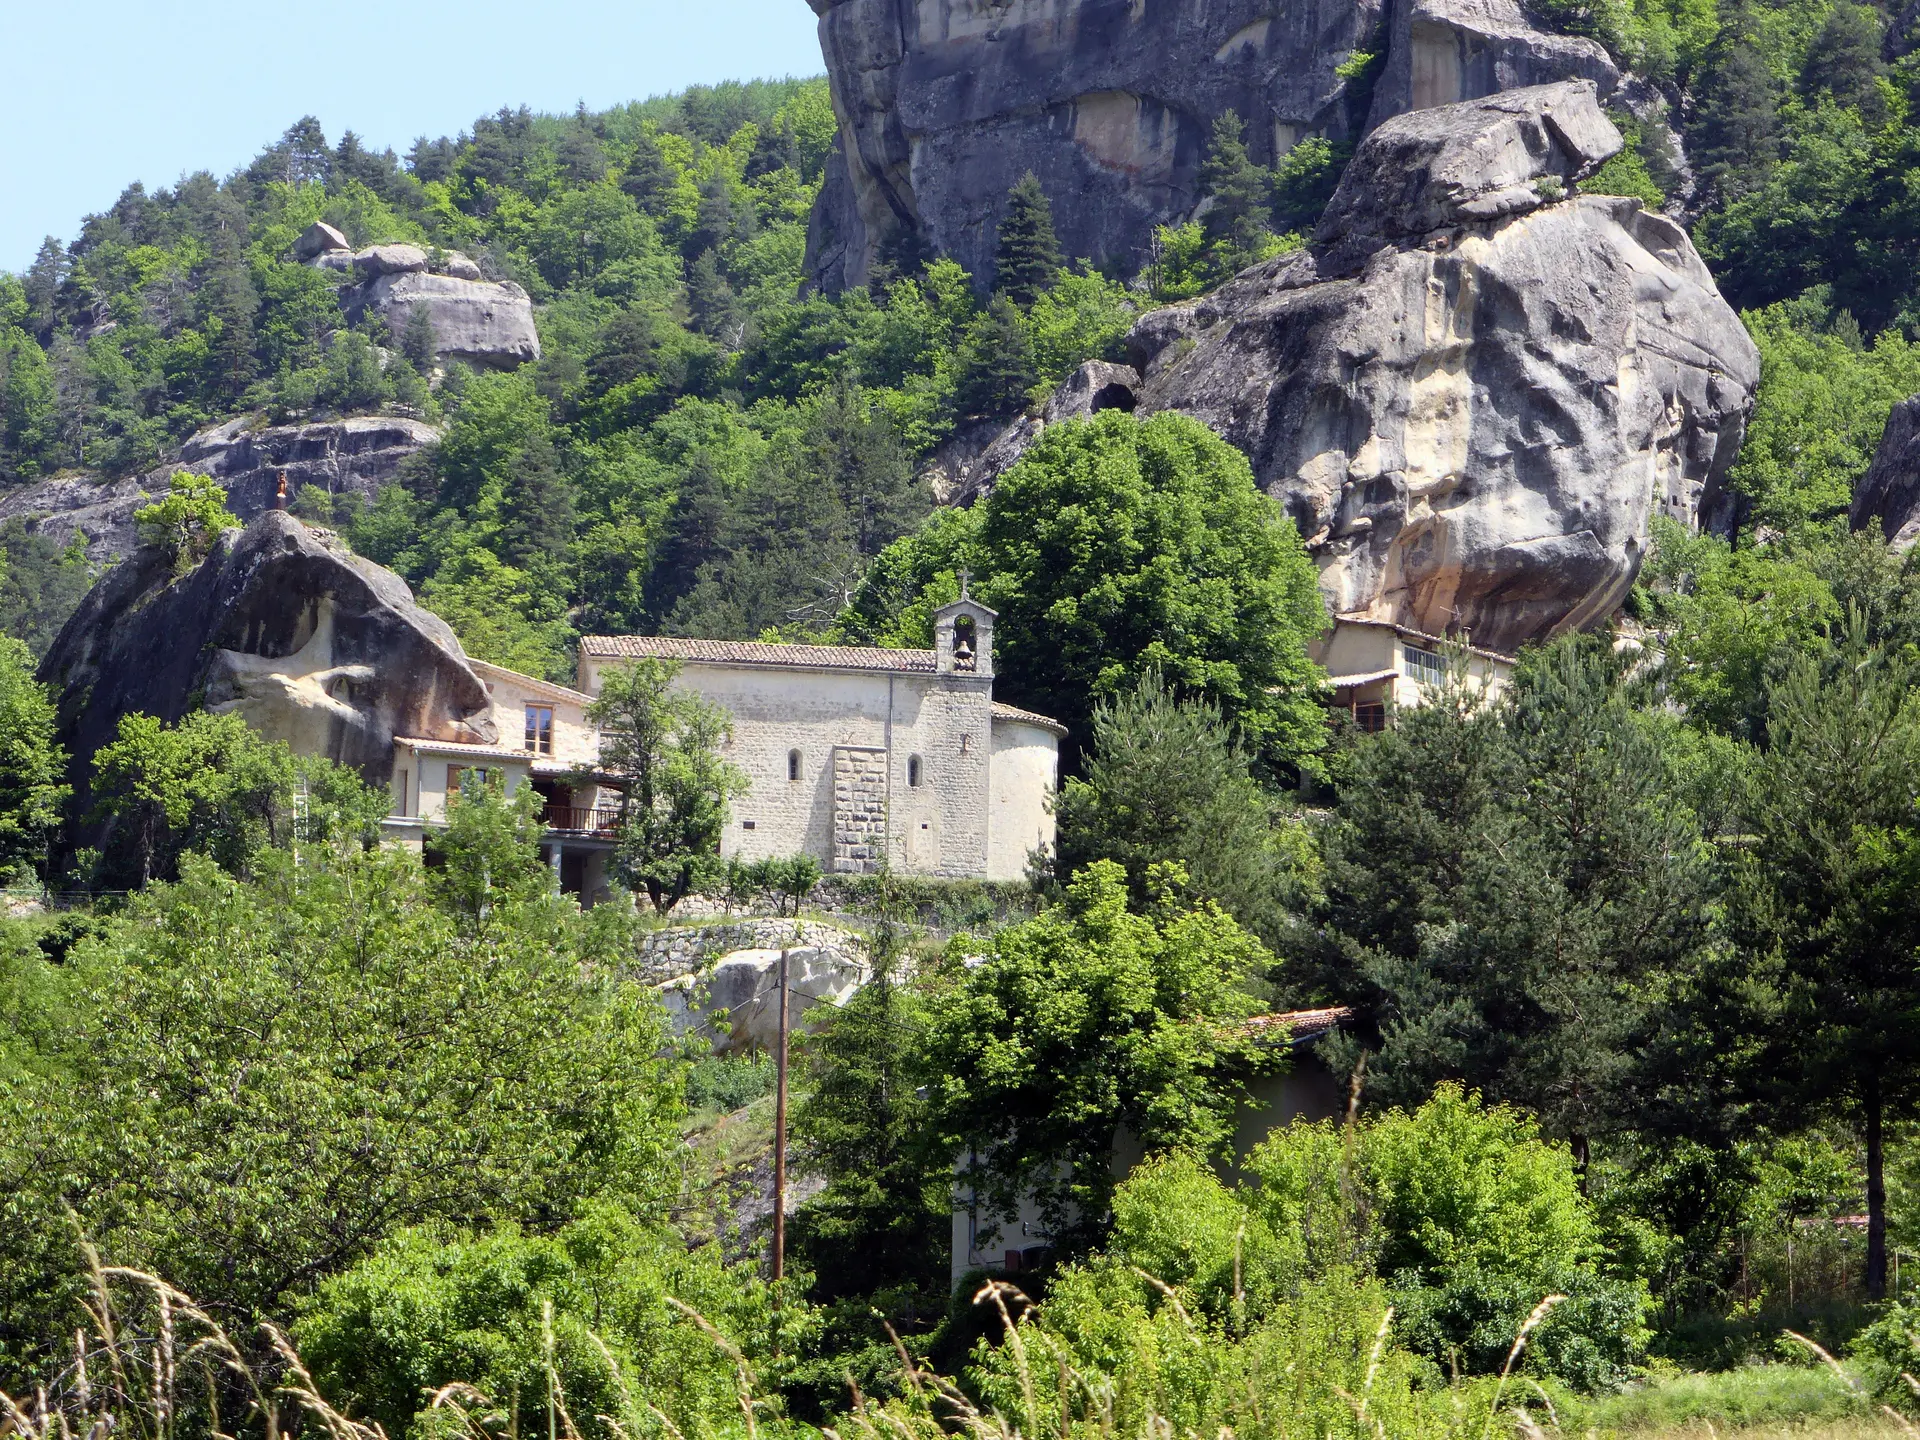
[0, 414, 439, 564]
[1366, 0, 1616, 127]
[661, 940, 870, 1054]
[292, 223, 540, 369]
[803, 0, 1621, 291]
[1108, 83, 1759, 652]
[40, 512, 494, 807]
[1852, 394, 1920, 549]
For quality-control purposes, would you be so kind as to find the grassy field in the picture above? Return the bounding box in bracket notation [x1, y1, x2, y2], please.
[1563, 1362, 1908, 1439]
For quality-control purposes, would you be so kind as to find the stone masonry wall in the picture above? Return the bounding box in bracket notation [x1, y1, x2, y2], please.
[833, 745, 888, 873]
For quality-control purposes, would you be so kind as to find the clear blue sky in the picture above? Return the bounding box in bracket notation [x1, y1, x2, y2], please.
[1, 0, 826, 272]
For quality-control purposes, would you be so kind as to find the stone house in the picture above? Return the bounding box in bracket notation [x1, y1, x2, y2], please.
[1314, 615, 1515, 732]
[579, 592, 1062, 883]
[383, 659, 621, 903]
[951, 1007, 1352, 1285]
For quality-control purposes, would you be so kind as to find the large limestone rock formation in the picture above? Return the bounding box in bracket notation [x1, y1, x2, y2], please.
[1852, 394, 1920, 549]
[965, 83, 1757, 652]
[1120, 83, 1759, 652]
[803, 0, 1620, 291]
[0, 414, 438, 564]
[661, 940, 870, 1055]
[293, 223, 540, 369]
[40, 511, 495, 807]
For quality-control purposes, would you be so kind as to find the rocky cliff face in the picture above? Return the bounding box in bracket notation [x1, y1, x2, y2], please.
[966, 84, 1759, 653]
[1852, 395, 1920, 549]
[0, 413, 438, 564]
[40, 511, 494, 805]
[804, 0, 1618, 291]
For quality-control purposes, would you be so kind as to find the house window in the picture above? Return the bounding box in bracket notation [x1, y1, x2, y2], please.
[1403, 645, 1449, 687]
[448, 764, 501, 799]
[908, 754, 924, 787]
[788, 749, 802, 782]
[395, 768, 411, 816]
[525, 704, 554, 755]
[1354, 702, 1388, 733]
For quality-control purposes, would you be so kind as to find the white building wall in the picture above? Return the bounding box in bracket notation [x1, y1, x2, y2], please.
[988, 720, 1058, 881]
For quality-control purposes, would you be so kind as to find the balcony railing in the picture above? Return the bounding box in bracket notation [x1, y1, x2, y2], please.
[542, 804, 622, 834]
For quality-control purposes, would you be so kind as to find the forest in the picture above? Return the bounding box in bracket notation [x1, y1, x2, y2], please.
[11, 0, 1920, 1433]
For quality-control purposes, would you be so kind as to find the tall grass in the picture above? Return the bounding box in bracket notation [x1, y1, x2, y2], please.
[7, 1253, 1914, 1440]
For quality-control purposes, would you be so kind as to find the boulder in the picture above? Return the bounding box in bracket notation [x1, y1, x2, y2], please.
[1365, 0, 1618, 128]
[1852, 394, 1920, 549]
[803, 0, 1624, 291]
[0, 414, 441, 564]
[1314, 79, 1619, 272]
[660, 943, 868, 1055]
[39, 511, 495, 822]
[1104, 84, 1759, 653]
[438, 251, 484, 280]
[353, 243, 430, 278]
[292, 221, 350, 260]
[348, 272, 540, 370]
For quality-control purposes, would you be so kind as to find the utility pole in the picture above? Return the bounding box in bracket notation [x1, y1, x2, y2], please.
[771, 945, 790, 1284]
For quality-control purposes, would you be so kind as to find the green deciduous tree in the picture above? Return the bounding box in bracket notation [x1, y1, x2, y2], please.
[0, 845, 681, 1374]
[924, 859, 1278, 1256]
[992, 172, 1062, 308]
[295, 1205, 783, 1440]
[0, 638, 67, 886]
[87, 710, 380, 887]
[132, 471, 241, 572]
[588, 657, 748, 912]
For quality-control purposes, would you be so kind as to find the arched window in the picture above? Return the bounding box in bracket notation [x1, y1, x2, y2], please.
[788, 749, 802, 782]
[908, 755, 923, 788]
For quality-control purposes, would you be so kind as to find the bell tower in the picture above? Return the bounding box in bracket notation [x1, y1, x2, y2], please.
[933, 573, 995, 679]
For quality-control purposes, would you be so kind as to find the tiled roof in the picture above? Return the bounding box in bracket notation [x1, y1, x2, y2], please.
[1325, 668, 1400, 689]
[1330, 614, 1517, 665]
[469, 658, 595, 704]
[1241, 1006, 1354, 1044]
[991, 701, 1067, 735]
[393, 736, 539, 763]
[580, 634, 938, 674]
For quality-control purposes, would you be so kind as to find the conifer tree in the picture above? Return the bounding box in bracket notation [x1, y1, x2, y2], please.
[206, 221, 258, 402]
[498, 432, 575, 575]
[954, 296, 1039, 418]
[1199, 110, 1274, 275]
[993, 172, 1062, 307]
[619, 130, 676, 217]
[1799, 3, 1886, 121]
[1694, 11, 1781, 201]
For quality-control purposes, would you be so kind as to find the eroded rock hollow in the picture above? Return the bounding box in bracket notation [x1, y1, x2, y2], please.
[40, 512, 495, 812]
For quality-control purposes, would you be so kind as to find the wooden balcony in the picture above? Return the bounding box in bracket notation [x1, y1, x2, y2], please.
[542, 803, 622, 835]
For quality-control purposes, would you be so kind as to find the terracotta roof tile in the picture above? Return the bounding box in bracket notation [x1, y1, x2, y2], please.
[1241, 1006, 1354, 1044]
[581, 634, 937, 674]
[991, 701, 1067, 735]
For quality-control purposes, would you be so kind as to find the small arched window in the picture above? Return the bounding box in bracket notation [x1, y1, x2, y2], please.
[952, 615, 978, 672]
[788, 749, 802, 782]
[908, 755, 924, 788]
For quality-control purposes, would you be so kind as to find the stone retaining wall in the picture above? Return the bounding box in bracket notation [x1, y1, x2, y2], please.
[630, 917, 866, 985]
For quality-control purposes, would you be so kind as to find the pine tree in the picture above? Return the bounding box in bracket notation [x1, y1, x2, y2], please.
[1693, 12, 1780, 201]
[205, 220, 258, 402]
[954, 295, 1039, 419]
[645, 452, 730, 623]
[619, 130, 676, 217]
[498, 432, 575, 575]
[803, 379, 925, 556]
[23, 239, 65, 341]
[1800, 3, 1886, 121]
[992, 172, 1062, 308]
[687, 250, 744, 346]
[1199, 110, 1274, 275]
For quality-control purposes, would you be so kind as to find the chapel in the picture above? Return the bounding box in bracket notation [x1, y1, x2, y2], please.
[578, 591, 1062, 882]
